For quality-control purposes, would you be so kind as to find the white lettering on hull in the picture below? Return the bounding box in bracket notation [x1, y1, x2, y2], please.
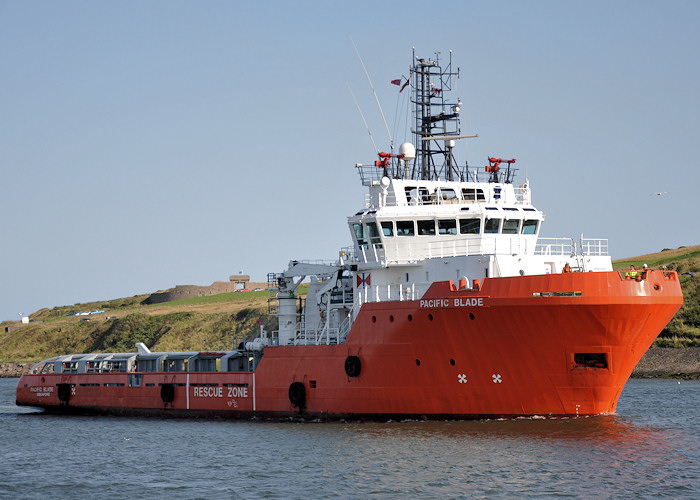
[419, 297, 484, 308]
[30, 386, 54, 397]
[192, 386, 248, 398]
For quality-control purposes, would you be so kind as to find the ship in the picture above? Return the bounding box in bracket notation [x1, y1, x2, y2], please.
[16, 49, 683, 420]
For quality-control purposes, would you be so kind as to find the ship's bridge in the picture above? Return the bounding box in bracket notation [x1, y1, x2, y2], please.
[348, 177, 543, 266]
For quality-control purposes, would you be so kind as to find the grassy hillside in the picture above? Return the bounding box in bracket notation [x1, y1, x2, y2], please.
[0, 291, 276, 363]
[1, 246, 698, 363]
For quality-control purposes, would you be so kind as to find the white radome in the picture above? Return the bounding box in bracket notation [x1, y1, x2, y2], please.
[399, 142, 416, 160]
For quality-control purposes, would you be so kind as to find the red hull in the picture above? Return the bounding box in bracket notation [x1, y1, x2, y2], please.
[16, 270, 682, 419]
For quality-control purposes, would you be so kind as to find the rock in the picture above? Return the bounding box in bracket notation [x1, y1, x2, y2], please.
[632, 347, 700, 378]
[0, 362, 34, 378]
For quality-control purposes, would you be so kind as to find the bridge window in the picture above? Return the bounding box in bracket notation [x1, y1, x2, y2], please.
[438, 219, 457, 235]
[380, 221, 393, 237]
[396, 220, 415, 236]
[502, 219, 519, 234]
[459, 218, 481, 234]
[485, 218, 501, 234]
[352, 223, 366, 246]
[367, 222, 382, 245]
[417, 220, 436, 236]
[522, 219, 539, 234]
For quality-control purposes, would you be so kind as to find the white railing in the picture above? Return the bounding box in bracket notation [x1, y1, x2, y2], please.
[535, 237, 609, 257]
[535, 238, 575, 256]
[580, 238, 608, 256]
[354, 282, 424, 305]
[352, 237, 528, 265]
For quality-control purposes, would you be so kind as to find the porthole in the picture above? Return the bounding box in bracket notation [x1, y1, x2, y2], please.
[450, 359, 455, 366]
[415, 359, 421, 366]
[653, 283, 661, 291]
[408, 314, 413, 322]
[428, 313, 434, 321]
[372, 316, 377, 323]
[389, 315, 394, 322]
[469, 312, 475, 320]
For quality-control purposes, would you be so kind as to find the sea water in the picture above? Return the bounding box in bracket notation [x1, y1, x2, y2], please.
[0, 377, 697, 498]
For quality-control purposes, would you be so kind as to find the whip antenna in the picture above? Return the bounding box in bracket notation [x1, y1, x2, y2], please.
[351, 37, 394, 153]
[347, 82, 378, 154]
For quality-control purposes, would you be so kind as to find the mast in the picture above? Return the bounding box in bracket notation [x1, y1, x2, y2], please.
[410, 49, 466, 181]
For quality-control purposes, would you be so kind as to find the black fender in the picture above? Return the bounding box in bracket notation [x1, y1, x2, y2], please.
[344, 355, 362, 377]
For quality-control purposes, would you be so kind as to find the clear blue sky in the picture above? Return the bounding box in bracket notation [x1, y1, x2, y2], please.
[2, 1, 698, 322]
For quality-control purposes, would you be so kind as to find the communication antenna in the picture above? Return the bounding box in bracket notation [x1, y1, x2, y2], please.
[350, 37, 394, 152]
[347, 82, 378, 154]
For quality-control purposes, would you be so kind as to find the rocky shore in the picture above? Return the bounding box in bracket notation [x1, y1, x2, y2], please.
[631, 347, 700, 379]
[1, 362, 35, 378]
[2, 347, 698, 379]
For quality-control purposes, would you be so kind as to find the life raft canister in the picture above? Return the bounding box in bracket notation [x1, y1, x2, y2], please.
[288, 382, 305, 408]
[160, 383, 175, 403]
[344, 355, 362, 377]
[57, 383, 71, 404]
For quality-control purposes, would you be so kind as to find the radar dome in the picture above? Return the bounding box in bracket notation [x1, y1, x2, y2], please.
[399, 142, 416, 160]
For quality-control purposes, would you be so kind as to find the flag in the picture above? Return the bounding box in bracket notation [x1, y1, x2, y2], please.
[400, 79, 410, 93]
[391, 79, 401, 86]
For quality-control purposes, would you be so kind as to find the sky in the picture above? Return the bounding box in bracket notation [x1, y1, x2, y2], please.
[1, 0, 699, 322]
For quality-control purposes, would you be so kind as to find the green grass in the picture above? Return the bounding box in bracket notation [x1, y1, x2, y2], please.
[158, 290, 270, 306]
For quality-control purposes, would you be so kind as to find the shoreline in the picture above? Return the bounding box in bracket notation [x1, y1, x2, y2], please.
[2, 347, 698, 379]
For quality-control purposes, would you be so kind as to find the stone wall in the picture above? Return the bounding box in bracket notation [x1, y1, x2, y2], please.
[143, 281, 268, 305]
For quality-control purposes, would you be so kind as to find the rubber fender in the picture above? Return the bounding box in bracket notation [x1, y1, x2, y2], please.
[160, 383, 175, 403]
[288, 382, 306, 408]
[344, 355, 362, 377]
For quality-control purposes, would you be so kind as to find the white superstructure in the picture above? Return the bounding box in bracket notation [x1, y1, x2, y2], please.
[269, 49, 611, 348]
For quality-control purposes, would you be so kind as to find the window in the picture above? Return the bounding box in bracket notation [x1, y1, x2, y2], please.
[485, 218, 501, 233]
[462, 188, 485, 201]
[136, 359, 157, 372]
[367, 222, 382, 246]
[502, 219, 519, 234]
[164, 359, 185, 372]
[61, 361, 78, 373]
[459, 218, 480, 234]
[353, 223, 366, 246]
[439, 189, 458, 201]
[104, 360, 126, 372]
[417, 220, 436, 235]
[522, 219, 538, 234]
[438, 219, 457, 235]
[405, 187, 431, 204]
[396, 220, 415, 236]
[380, 221, 393, 237]
[194, 358, 218, 372]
